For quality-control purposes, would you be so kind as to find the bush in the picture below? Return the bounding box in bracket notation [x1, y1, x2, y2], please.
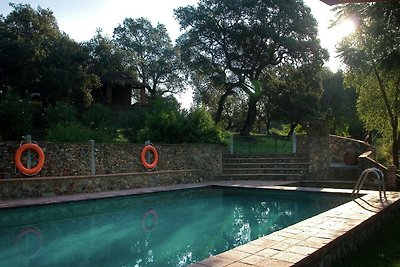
[183, 108, 228, 144]
[118, 108, 147, 143]
[81, 103, 112, 128]
[0, 92, 33, 140]
[138, 104, 227, 144]
[138, 109, 185, 143]
[43, 101, 78, 127]
[46, 123, 113, 143]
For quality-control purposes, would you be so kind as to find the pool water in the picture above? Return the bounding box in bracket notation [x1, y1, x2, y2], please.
[0, 187, 351, 267]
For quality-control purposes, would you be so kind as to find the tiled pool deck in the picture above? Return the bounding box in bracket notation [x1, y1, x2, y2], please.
[1, 180, 399, 266]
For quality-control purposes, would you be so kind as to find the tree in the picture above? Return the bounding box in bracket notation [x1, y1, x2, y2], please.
[85, 29, 136, 80]
[320, 68, 364, 139]
[39, 35, 100, 109]
[336, 2, 400, 167]
[113, 18, 184, 98]
[0, 4, 61, 97]
[0, 4, 99, 108]
[270, 65, 323, 136]
[175, 0, 326, 135]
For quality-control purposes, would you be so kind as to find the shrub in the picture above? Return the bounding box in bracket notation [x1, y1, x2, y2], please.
[46, 123, 113, 143]
[81, 103, 112, 128]
[138, 109, 185, 143]
[118, 108, 147, 143]
[118, 96, 228, 144]
[184, 108, 228, 144]
[43, 101, 78, 127]
[0, 92, 33, 140]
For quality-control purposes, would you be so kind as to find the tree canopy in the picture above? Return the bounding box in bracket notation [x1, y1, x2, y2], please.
[113, 18, 185, 98]
[175, 0, 327, 135]
[336, 2, 400, 167]
[0, 4, 99, 108]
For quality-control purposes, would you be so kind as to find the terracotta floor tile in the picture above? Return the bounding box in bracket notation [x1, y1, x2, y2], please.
[197, 256, 235, 267]
[251, 237, 278, 247]
[219, 249, 251, 261]
[255, 258, 293, 267]
[256, 248, 280, 257]
[226, 262, 253, 267]
[235, 244, 265, 254]
[272, 251, 306, 263]
[269, 242, 292, 252]
[240, 255, 266, 265]
[287, 245, 318, 255]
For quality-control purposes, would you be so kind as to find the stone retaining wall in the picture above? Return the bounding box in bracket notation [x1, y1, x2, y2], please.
[0, 142, 224, 200]
[0, 142, 223, 178]
[330, 135, 375, 164]
[0, 170, 214, 200]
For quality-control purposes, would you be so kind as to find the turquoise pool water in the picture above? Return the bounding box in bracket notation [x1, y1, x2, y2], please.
[0, 187, 351, 267]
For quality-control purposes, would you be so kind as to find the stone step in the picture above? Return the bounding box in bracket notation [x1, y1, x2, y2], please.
[223, 162, 310, 169]
[223, 168, 308, 175]
[223, 158, 309, 164]
[223, 154, 308, 159]
[217, 173, 305, 180]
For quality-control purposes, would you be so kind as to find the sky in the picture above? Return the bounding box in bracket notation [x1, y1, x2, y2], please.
[0, 0, 355, 108]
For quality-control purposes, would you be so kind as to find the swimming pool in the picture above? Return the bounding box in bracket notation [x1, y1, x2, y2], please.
[0, 187, 351, 267]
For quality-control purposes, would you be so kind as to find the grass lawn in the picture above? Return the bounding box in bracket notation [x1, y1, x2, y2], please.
[232, 135, 292, 154]
[332, 209, 400, 267]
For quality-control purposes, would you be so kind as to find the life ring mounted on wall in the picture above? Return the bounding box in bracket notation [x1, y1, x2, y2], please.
[140, 144, 159, 171]
[15, 143, 45, 176]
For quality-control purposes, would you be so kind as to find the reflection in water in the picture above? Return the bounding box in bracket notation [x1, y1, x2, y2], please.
[0, 188, 350, 267]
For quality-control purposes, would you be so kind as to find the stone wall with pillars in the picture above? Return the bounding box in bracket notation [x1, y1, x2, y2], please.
[301, 119, 331, 180]
[0, 142, 224, 178]
[0, 141, 224, 200]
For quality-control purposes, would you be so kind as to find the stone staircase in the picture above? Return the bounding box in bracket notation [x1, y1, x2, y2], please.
[219, 154, 310, 180]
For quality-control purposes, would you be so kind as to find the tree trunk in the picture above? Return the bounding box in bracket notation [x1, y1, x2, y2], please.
[240, 95, 259, 136]
[392, 132, 399, 169]
[215, 90, 231, 123]
[287, 122, 297, 137]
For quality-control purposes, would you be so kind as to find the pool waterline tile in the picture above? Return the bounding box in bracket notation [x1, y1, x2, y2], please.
[1, 180, 399, 267]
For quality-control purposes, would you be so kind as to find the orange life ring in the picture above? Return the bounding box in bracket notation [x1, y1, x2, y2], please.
[15, 143, 45, 176]
[140, 145, 158, 170]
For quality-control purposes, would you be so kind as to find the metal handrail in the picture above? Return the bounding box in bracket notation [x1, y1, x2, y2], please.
[352, 167, 387, 202]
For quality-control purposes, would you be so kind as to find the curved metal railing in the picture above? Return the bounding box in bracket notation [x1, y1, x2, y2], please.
[352, 167, 387, 202]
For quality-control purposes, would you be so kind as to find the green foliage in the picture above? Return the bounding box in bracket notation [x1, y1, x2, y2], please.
[139, 108, 185, 143]
[0, 4, 100, 108]
[46, 123, 113, 143]
[43, 101, 78, 127]
[137, 96, 184, 143]
[113, 17, 184, 97]
[126, 97, 227, 144]
[374, 137, 392, 167]
[0, 92, 33, 140]
[336, 2, 400, 167]
[43, 102, 116, 142]
[84, 29, 136, 79]
[320, 68, 364, 139]
[118, 108, 147, 143]
[81, 103, 112, 128]
[176, 0, 327, 135]
[231, 135, 292, 154]
[183, 108, 228, 144]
